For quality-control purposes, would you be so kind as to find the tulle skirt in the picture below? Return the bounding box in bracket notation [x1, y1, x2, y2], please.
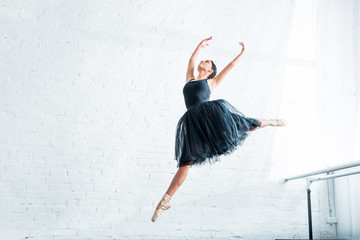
[175, 99, 261, 168]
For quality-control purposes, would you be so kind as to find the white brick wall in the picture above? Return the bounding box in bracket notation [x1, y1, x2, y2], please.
[1, 0, 358, 239]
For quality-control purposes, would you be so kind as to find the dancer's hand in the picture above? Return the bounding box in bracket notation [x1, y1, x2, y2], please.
[239, 41, 245, 52]
[198, 36, 213, 48]
[189, 36, 212, 63]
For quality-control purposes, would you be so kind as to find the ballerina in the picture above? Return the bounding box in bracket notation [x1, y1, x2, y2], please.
[151, 36, 286, 222]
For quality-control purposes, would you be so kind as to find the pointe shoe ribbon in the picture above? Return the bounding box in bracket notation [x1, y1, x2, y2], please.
[270, 119, 287, 126]
[151, 193, 172, 222]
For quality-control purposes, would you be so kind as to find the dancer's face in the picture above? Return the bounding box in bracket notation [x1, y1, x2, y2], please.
[198, 60, 213, 77]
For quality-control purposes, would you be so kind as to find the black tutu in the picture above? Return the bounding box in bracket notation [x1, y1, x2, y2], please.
[175, 99, 261, 168]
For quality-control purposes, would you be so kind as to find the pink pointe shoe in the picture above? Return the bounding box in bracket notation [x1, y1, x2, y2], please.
[270, 119, 287, 127]
[151, 193, 172, 222]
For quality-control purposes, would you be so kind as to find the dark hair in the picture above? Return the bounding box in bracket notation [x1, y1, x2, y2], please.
[208, 60, 217, 79]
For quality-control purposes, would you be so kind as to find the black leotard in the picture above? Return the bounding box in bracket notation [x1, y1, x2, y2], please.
[182, 79, 210, 109]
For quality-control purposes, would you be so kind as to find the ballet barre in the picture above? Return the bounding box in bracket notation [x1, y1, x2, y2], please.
[281, 160, 360, 240]
[283, 160, 360, 182]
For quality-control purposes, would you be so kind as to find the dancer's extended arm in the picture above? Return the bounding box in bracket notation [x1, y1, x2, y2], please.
[212, 42, 245, 87]
[186, 36, 213, 82]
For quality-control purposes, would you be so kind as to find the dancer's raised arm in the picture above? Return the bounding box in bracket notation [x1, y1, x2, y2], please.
[186, 36, 213, 82]
[212, 41, 245, 87]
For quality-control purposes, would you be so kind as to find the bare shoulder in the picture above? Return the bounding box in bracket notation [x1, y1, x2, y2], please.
[207, 78, 218, 88]
[207, 78, 218, 93]
[207, 78, 216, 85]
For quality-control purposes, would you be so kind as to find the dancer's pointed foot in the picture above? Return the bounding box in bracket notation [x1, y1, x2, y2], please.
[151, 193, 172, 222]
[270, 119, 287, 127]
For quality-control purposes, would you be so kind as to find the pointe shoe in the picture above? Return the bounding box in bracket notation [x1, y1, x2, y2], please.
[270, 119, 287, 127]
[151, 193, 172, 222]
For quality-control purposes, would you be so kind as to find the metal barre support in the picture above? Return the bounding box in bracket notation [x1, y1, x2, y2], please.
[307, 187, 313, 240]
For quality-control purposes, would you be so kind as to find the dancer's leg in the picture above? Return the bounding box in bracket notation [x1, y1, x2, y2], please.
[156, 163, 191, 208]
[166, 164, 191, 197]
[152, 164, 192, 222]
[255, 118, 272, 129]
[251, 118, 286, 131]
